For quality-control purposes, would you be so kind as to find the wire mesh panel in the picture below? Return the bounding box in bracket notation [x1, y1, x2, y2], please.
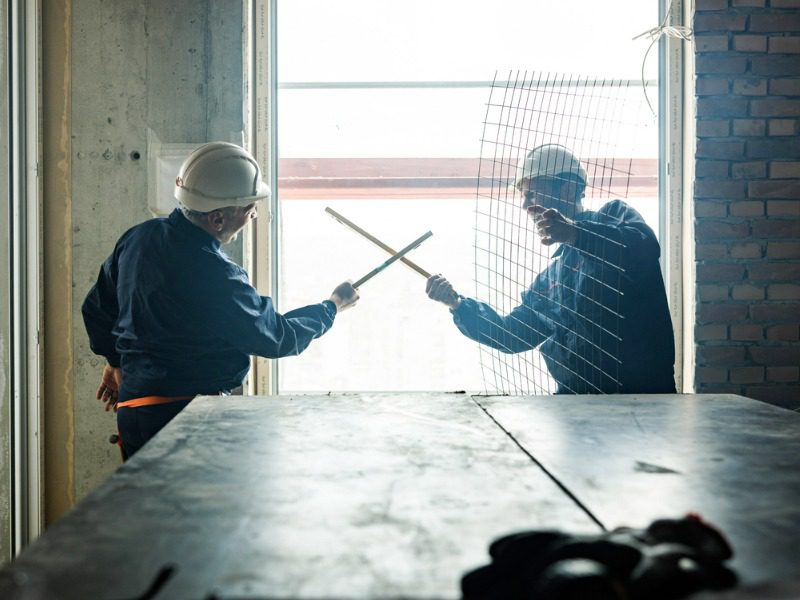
[473, 71, 653, 395]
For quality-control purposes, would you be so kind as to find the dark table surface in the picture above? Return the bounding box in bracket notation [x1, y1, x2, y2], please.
[1, 393, 799, 599]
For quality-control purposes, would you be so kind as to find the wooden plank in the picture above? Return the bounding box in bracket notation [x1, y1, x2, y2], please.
[477, 393, 800, 586]
[0, 393, 599, 599]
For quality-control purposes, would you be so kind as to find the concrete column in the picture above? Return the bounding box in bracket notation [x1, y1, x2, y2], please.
[44, 0, 246, 519]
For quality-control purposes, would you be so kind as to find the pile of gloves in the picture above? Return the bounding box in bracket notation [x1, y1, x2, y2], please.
[462, 513, 737, 599]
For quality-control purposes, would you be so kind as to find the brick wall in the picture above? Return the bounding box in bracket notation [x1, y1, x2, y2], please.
[694, 0, 800, 409]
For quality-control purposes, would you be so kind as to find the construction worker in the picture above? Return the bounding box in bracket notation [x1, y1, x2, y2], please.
[426, 144, 675, 394]
[82, 142, 359, 459]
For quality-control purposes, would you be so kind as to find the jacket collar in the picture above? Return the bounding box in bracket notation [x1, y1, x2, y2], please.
[168, 208, 221, 250]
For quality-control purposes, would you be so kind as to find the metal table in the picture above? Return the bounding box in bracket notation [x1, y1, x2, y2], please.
[1, 393, 799, 599]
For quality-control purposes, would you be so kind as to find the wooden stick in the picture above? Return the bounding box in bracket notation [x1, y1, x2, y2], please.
[353, 231, 433, 288]
[325, 207, 432, 279]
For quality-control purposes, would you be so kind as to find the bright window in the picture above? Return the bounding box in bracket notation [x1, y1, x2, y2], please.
[276, 0, 663, 392]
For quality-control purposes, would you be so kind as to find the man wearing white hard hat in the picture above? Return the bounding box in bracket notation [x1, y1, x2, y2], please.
[426, 144, 675, 394]
[82, 142, 359, 458]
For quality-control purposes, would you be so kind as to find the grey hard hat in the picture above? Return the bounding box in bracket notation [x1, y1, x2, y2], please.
[515, 144, 588, 189]
[174, 142, 271, 212]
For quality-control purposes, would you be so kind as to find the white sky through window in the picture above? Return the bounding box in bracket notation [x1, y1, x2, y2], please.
[276, 0, 661, 392]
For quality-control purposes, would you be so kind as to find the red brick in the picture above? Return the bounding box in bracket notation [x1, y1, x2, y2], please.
[695, 14, 748, 32]
[695, 55, 749, 76]
[751, 56, 800, 76]
[749, 345, 800, 365]
[696, 0, 729, 9]
[730, 242, 763, 259]
[698, 303, 750, 322]
[750, 14, 800, 33]
[769, 37, 800, 53]
[697, 345, 747, 365]
[697, 324, 729, 340]
[731, 366, 765, 384]
[768, 120, 800, 137]
[696, 244, 728, 260]
[744, 385, 800, 409]
[695, 179, 746, 199]
[697, 97, 750, 118]
[734, 36, 767, 53]
[696, 36, 729, 52]
[766, 324, 800, 341]
[749, 180, 800, 199]
[697, 79, 730, 96]
[769, 78, 800, 95]
[752, 99, 800, 118]
[697, 120, 730, 137]
[751, 219, 800, 237]
[698, 140, 745, 160]
[734, 79, 768, 96]
[766, 366, 799, 382]
[697, 161, 730, 177]
[695, 221, 750, 240]
[751, 304, 800, 321]
[768, 284, 800, 300]
[730, 201, 764, 217]
[747, 138, 800, 159]
[748, 262, 800, 281]
[696, 201, 728, 218]
[730, 324, 764, 340]
[698, 285, 730, 301]
[697, 262, 746, 281]
[731, 161, 767, 179]
[732, 284, 766, 301]
[696, 367, 729, 383]
[733, 119, 766, 136]
[767, 241, 800, 259]
[767, 201, 800, 216]
[770, 161, 800, 177]
[697, 382, 745, 395]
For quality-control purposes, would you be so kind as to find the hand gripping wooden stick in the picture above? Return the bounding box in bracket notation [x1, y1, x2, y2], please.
[325, 207, 432, 279]
[353, 231, 433, 288]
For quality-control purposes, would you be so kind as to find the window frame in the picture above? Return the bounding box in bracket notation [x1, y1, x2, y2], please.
[250, 0, 690, 394]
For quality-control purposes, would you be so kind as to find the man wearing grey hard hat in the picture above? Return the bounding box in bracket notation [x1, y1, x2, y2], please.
[427, 144, 675, 394]
[82, 142, 359, 459]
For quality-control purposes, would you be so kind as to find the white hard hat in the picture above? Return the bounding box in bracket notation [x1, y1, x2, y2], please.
[174, 142, 271, 212]
[514, 144, 587, 189]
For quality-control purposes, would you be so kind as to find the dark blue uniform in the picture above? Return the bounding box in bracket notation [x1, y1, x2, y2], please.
[82, 209, 337, 455]
[452, 200, 675, 394]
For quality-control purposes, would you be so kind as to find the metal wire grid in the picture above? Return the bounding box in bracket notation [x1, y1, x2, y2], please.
[474, 71, 645, 395]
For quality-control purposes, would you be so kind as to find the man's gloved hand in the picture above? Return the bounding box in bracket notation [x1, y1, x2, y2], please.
[528, 205, 578, 246]
[330, 280, 359, 312]
[426, 274, 461, 309]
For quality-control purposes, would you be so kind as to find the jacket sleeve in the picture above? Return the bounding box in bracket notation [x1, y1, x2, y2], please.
[571, 200, 661, 278]
[206, 267, 337, 359]
[81, 254, 122, 368]
[451, 275, 556, 354]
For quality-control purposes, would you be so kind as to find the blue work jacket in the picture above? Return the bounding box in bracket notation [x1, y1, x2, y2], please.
[82, 209, 337, 401]
[453, 200, 676, 394]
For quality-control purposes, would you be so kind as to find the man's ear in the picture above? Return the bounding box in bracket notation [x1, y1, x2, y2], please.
[208, 209, 226, 231]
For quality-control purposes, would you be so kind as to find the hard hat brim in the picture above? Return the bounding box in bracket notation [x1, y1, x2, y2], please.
[175, 179, 271, 213]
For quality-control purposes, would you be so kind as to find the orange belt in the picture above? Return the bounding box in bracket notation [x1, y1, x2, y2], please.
[116, 395, 194, 409]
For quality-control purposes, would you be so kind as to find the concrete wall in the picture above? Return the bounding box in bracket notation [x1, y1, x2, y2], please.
[694, 0, 800, 409]
[44, 0, 246, 522]
[0, 0, 11, 564]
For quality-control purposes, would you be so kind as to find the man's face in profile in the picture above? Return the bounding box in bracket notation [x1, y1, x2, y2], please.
[219, 203, 258, 244]
[520, 176, 580, 220]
